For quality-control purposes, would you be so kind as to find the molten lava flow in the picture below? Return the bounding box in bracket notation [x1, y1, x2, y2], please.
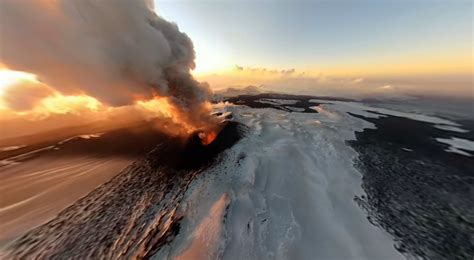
[199, 130, 218, 145]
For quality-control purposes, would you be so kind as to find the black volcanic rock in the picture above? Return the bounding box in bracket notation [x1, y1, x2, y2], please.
[182, 121, 247, 169]
[224, 93, 353, 113]
[348, 113, 474, 259]
[6, 121, 248, 259]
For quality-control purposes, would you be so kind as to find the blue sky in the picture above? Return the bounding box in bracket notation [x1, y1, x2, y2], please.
[155, 0, 472, 74]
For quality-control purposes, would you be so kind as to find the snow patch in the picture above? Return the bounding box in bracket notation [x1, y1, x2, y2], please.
[0, 145, 27, 152]
[436, 137, 474, 156]
[0, 133, 104, 167]
[313, 100, 461, 127]
[176, 194, 230, 260]
[258, 98, 299, 105]
[57, 133, 103, 145]
[158, 103, 403, 259]
[433, 125, 469, 133]
[286, 107, 305, 112]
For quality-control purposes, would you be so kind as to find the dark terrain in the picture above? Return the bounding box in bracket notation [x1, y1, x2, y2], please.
[348, 114, 474, 259]
[227, 93, 474, 259]
[5, 93, 473, 259]
[224, 93, 352, 113]
[6, 121, 247, 259]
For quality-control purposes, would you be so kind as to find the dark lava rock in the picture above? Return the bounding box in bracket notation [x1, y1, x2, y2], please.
[225, 93, 352, 113]
[148, 121, 248, 170]
[348, 113, 474, 259]
[185, 121, 247, 166]
[7, 121, 248, 259]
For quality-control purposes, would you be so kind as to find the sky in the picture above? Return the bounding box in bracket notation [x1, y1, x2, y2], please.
[0, 0, 472, 122]
[0, 0, 471, 140]
[155, 0, 472, 77]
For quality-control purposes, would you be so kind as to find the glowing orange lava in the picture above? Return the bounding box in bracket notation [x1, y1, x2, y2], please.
[199, 131, 218, 145]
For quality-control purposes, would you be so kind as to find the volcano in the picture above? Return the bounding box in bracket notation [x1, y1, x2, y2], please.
[3, 119, 247, 259]
[2, 94, 473, 259]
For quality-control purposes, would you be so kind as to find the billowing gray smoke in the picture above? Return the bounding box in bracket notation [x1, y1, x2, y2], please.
[0, 0, 215, 131]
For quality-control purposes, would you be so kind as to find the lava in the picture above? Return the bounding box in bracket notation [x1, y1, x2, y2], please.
[199, 130, 218, 145]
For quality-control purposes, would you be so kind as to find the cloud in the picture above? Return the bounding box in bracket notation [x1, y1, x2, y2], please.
[0, 0, 216, 132]
[234, 65, 296, 75]
[215, 85, 264, 97]
[379, 85, 394, 90]
[351, 78, 364, 84]
[2, 81, 54, 111]
[200, 66, 474, 100]
[199, 69, 414, 100]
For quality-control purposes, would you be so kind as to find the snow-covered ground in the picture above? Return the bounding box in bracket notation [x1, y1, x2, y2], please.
[4, 97, 472, 259]
[0, 155, 131, 243]
[435, 137, 474, 156]
[157, 102, 404, 259]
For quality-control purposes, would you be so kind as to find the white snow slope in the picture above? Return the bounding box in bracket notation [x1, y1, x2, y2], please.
[156, 103, 405, 260]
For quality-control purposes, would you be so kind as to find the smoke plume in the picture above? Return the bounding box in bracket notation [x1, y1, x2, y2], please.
[0, 0, 216, 134]
[2, 81, 54, 111]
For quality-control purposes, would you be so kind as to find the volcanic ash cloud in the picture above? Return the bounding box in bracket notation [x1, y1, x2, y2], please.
[0, 0, 216, 133]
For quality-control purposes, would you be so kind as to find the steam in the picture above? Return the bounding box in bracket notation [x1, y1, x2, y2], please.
[0, 0, 216, 132]
[3, 81, 54, 111]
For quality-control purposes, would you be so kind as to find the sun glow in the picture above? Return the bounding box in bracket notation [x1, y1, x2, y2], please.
[136, 97, 176, 118]
[0, 69, 104, 117]
[0, 69, 38, 94]
[136, 97, 200, 136]
[0, 69, 219, 140]
[136, 97, 220, 140]
[9, 93, 104, 120]
[39, 94, 102, 114]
